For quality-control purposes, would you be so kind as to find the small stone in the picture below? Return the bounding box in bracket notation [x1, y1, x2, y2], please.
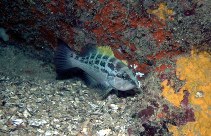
[45, 130, 52, 136]
[109, 104, 119, 111]
[30, 87, 37, 91]
[36, 98, 43, 103]
[12, 119, 24, 126]
[74, 97, 79, 103]
[55, 124, 60, 128]
[82, 84, 87, 88]
[96, 129, 111, 136]
[28, 119, 48, 127]
[23, 110, 31, 118]
[1, 125, 8, 131]
[37, 129, 45, 133]
[81, 127, 88, 135]
[53, 118, 59, 122]
[45, 130, 59, 136]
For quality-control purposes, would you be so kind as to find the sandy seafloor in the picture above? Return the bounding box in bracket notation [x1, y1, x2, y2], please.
[0, 44, 170, 136]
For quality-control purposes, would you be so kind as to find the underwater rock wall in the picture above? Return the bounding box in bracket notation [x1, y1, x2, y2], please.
[0, 0, 211, 135]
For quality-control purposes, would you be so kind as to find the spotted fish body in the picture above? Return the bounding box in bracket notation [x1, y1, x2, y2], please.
[54, 40, 141, 97]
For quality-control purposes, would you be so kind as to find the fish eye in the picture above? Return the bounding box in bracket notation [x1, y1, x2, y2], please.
[122, 73, 128, 79]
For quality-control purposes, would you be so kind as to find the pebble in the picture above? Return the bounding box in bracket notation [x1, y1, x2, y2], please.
[45, 130, 59, 136]
[30, 87, 37, 91]
[28, 119, 48, 127]
[12, 119, 24, 126]
[109, 104, 119, 111]
[97, 129, 111, 136]
[36, 98, 43, 103]
[23, 110, 31, 118]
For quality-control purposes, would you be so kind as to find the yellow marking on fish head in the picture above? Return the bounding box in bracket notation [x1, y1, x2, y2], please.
[97, 46, 114, 57]
[121, 60, 128, 65]
[97, 46, 128, 65]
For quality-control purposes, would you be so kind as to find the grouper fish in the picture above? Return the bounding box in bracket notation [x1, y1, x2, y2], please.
[54, 40, 141, 97]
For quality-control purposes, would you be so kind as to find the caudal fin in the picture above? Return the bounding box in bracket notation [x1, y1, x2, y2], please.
[54, 39, 75, 73]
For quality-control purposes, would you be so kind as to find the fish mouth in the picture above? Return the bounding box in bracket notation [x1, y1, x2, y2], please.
[133, 80, 140, 89]
[123, 83, 137, 91]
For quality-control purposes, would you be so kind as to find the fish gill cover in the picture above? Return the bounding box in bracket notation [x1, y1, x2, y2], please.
[0, 0, 211, 135]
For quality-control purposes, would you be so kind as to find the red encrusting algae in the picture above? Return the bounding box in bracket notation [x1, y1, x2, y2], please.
[45, 0, 66, 14]
[80, 0, 177, 77]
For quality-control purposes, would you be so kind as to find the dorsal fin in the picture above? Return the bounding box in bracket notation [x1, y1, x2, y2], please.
[81, 44, 127, 65]
[97, 46, 128, 65]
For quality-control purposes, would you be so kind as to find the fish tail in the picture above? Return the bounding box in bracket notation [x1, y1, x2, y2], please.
[54, 39, 75, 73]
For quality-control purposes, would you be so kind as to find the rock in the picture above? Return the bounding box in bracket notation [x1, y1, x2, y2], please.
[45, 130, 59, 136]
[28, 119, 48, 127]
[23, 110, 31, 118]
[96, 129, 111, 136]
[12, 119, 25, 126]
[109, 104, 119, 111]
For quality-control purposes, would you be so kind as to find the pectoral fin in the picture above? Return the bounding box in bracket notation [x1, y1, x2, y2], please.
[93, 82, 113, 99]
[83, 75, 113, 99]
[82, 73, 99, 87]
